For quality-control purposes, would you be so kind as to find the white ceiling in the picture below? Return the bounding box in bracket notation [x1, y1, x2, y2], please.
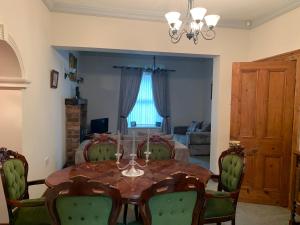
[42, 0, 300, 29]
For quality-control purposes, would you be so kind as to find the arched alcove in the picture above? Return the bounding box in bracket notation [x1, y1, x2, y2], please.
[0, 24, 29, 88]
[0, 40, 22, 77]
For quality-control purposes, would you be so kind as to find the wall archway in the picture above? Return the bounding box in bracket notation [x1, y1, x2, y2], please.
[0, 24, 29, 88]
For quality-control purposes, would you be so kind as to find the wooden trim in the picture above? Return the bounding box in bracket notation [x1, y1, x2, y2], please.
[255, 49, 300, 208]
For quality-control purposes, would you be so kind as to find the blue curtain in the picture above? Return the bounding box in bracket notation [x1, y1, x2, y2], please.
[127, 72, 162, 127]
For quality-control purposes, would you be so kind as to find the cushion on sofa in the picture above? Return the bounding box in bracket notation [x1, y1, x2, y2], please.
[187, 121, 202, 132]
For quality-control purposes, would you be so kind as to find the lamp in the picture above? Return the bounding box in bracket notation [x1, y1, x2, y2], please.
[165, 0, 220, 44]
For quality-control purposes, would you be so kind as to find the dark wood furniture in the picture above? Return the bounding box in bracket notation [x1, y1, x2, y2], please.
[137, 135, 175, 159]
[83, 134, 124, 162]
[45, 176, 122, 225]
[138, 172, 206, 225]
[65, 98, 87, 165]
[0, 147, 50, 225]
[290, 152, 300, 225]
[204, 146, 245, 225]
[46, 159, 211, 204]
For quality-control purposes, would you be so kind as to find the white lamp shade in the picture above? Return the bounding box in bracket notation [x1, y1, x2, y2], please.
[190, 7, 207, 21]
[165, 11, 181, 24]
[205, 15, 220, 27]
[174, 20, 182, 30]
[190, 21, 204, 32]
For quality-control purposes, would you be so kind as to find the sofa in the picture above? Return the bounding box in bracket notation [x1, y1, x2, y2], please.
[173, 121, 211, 156]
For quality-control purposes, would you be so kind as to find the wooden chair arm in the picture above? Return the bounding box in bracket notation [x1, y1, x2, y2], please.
[7, 198, 45, 208]
[209, 174, 220, 182]
[28, 179, 45, 186]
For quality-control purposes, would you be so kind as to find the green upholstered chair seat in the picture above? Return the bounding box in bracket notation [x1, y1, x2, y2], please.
[18, 197, 45, 207]
[221, 155, 243, 192]
[140, 144, 171, 160]
[56, 195, 113, 225]
[3, 159, 26, 200]
[87, 143, 117, 162]
[12, 205, 51, 225]
[204, 190, 235, 219]
[148, 191, 197, 225]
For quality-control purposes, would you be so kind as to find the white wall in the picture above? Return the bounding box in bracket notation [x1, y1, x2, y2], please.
[50, 13, 250, 173]
[78, 52, 212, 133]
[249, 7, 300, 60]
[0, 1, 76, 223]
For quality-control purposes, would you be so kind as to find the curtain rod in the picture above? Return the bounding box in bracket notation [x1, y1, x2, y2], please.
[112, 65, 176, 72]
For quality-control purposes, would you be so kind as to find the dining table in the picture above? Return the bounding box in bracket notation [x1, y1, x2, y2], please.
[46, 159, 212, 204]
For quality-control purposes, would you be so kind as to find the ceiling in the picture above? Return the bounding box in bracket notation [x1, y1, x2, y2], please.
[42, 0, 300, 29]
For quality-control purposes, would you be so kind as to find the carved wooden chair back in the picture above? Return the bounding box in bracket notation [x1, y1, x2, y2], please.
[83, 134, 124, 162]
[217, 146, 245, 199]
[0, 147, 30, 217]
[139, 172, 206, 225]
[137, 135, 175, 160]
[45, 176, 122, 225]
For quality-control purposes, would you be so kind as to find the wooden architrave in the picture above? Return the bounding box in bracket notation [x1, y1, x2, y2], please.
[255, 50, 300, 210]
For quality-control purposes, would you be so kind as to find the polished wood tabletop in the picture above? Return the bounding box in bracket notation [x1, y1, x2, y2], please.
[46, 159, 212, 204]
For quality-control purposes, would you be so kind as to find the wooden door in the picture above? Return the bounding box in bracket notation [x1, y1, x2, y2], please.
[231, 61, 296, 206]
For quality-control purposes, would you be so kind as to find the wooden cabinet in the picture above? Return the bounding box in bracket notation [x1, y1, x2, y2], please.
[65, 98, 87, 165]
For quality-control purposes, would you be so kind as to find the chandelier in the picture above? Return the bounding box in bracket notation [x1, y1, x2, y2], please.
[165, 0, 220, 44]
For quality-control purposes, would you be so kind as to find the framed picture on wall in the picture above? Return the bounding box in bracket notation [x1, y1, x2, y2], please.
[50, 70, 59, 88]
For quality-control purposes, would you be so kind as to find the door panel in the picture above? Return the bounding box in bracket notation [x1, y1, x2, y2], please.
[231, 61, 296, 206]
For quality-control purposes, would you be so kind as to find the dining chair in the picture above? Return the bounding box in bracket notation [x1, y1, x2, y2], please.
[45, 175, 123, 225]
[123, 135, 176, 224]
[203, 146, 245, 225]
[137, 135, 175, 160]
[83, 134, 124, 162]
[128, 172, 206, 225]
[0, 147, 51, 225]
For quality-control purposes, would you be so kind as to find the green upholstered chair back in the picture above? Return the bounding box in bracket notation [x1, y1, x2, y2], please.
[84, 135, 123, 162]
[218, 146, 245, 192]
[0, 148, 29, 201]
[139, 173, 206, 225]
[45, 176, 122, 225]
[137, 135, 175, 160]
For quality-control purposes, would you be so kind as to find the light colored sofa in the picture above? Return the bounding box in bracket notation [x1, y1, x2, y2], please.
[173, 121, 211, 156]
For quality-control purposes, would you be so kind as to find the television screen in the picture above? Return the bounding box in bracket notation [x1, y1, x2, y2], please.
[90, 118, 108, 134]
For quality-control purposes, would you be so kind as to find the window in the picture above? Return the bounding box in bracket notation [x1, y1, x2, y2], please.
[127, 72, 162, 128]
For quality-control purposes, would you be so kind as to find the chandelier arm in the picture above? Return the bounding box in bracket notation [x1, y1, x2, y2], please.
[200, 29, 216, 40]
[169, 29, 187, 44]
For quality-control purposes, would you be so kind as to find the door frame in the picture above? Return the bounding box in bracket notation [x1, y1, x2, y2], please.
[255, 50, 300, 207]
